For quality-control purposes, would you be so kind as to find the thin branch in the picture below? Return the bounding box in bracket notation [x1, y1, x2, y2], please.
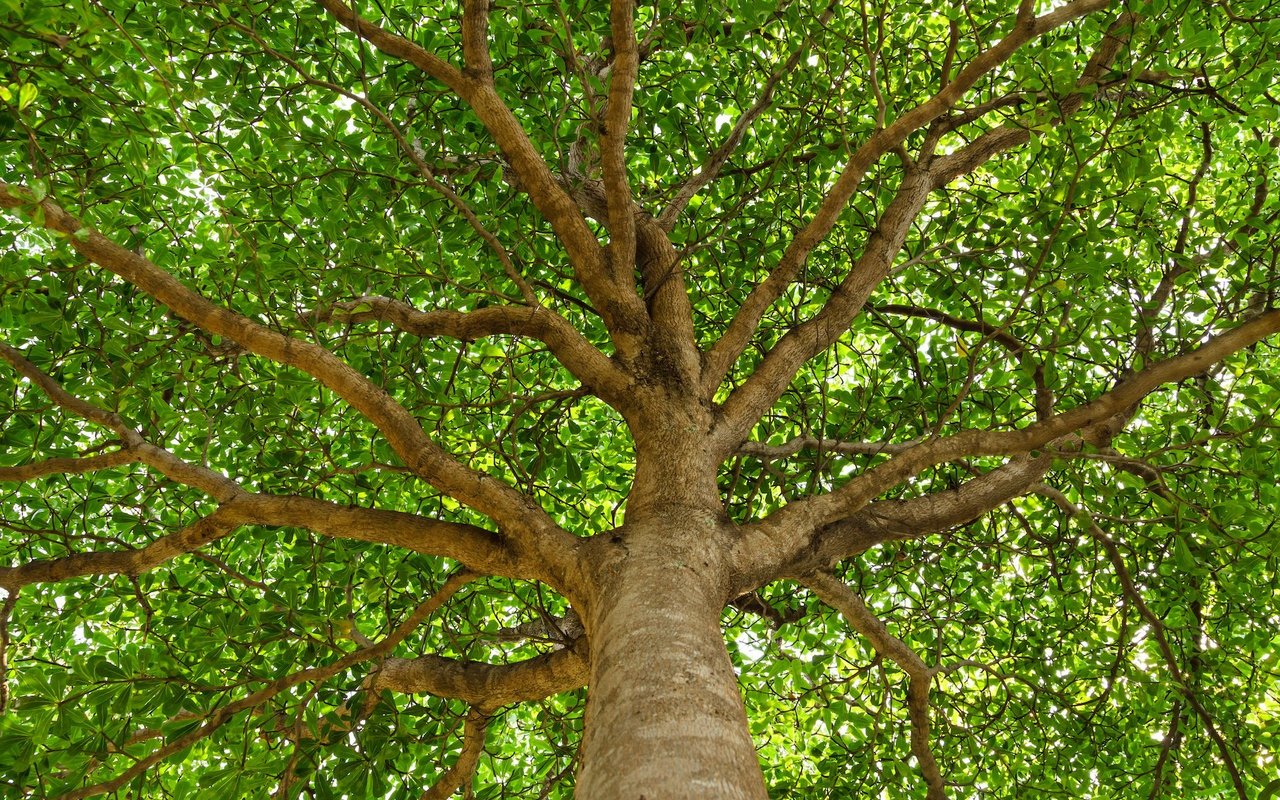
[0, 450, 140, 483]
[420, 707, 491, 800]
[737, 435, 921, 461]
[701, 0, 1110, 394]
[0, 186, 582, 586]
[658, 2, 837, 230]
[803, 571, 947, 800]
[54, 572, 475, 800]
[1032, 486, 1247, 799]
[601, 0, 638, 281]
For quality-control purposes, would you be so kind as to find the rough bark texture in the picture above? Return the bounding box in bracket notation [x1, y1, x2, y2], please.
[578, 519, 767, 800]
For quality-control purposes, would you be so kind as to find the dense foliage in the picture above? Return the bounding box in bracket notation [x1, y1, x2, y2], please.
[1, 0, 1278, 797]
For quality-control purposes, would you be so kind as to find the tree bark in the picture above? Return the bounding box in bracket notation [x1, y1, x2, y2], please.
[577, 520, 767, 800]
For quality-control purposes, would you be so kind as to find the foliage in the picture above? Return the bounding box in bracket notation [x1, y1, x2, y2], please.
[1, 0, 1278, 797]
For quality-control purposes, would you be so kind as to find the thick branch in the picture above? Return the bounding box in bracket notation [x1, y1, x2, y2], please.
[736, 311, 1280, 580]
[375, 634, 589, 711]
[315, 0, 650, 353]
[803, 571, 947, 800]
[308, 295, 628, 403]
[702, 0, 1110, 392]
[0, 186, 581, 585]
[602, 0, 638, 280]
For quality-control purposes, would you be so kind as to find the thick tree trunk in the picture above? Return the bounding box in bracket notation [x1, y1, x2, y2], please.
[576, 520, 767, 799]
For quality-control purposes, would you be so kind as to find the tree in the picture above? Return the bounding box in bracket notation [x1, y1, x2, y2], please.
[1, 0, 1278, 796]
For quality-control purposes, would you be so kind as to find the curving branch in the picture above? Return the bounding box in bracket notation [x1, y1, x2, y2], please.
[315, 0, 650, 355]
[374, 634, 589, 711]
[701, 0, 1111, 396]
[306, 295, 629, 405]
[734, 309, 1280, 582]
[53, 571, 475, 800]
[1032, 486, 1247, 799]
[0, 186, 582, 587]
[421, 707, 492, 800]
[802, 571, 947, 800]
[658, 2, 837, 231]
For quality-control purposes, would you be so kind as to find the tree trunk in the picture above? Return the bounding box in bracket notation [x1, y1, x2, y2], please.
[576, 520, 767, 800]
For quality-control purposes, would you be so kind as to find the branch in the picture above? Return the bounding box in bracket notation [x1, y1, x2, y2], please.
[315, 0, 650, 353]
[737, 436, 921, 461]
[420, 708, 491, 800]
[1032, 486, 1247, 799]
[736, 311, 1280, 580]
[0, 450, 140, 482]
[306, 295, 628, 403]
[802, 571, 947, 800]
[701, 0, 1110, 393]
[53, 571, 476, 800]
[657, 2, 836, 230]
[0, 341, 538, 584]
[0, 186, 582, 586]
[601, 0, 638, 281]
[374, 634, 589, 712]
[930, 13, 1138, 187]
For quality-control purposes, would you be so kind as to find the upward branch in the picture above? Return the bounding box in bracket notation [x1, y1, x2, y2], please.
[316, 0, 650, 354]
[741, 309, 1280, 571]
[702, 0, 1110, 396]
[0, 185, 581, 585]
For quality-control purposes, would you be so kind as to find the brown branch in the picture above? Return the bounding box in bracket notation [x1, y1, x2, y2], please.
[802, 571, 947, 800]
[930, 12, 1138, 187]
[374, 635, 589, 712]
[0, 343, 536, 583]
[601, 0, 638, 282]
[0, 450, 140, 483]
[737, 436, 921, 461]
[54, 572, 475, 800]
[657, 2, 837, 230]
[0, 186, 582, 587]
[420, 707, 491, 800]
[225, 18, 537, 306]
[0, 507, 242, 592]
[737, 310, 1280, 579]
[460, 0, 493, 80]
[306, 295, 628, 403]
[315, 0, 649, 355]
[1032, 486, 1247, 799]
[701, 0, 1110, 394]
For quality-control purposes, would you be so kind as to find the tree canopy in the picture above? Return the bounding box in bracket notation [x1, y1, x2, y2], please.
[1, 0, 1279, 797]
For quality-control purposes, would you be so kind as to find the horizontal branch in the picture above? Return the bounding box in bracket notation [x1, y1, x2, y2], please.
[307, 295, 628, 402]
[0, 493, 526, 592]
[0, 450, 140, 482]
[736, 309, 1280, 581]
[0, 185, 582, 588]
[374, 635, 589, 711]
[737, 436, 921, 461]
